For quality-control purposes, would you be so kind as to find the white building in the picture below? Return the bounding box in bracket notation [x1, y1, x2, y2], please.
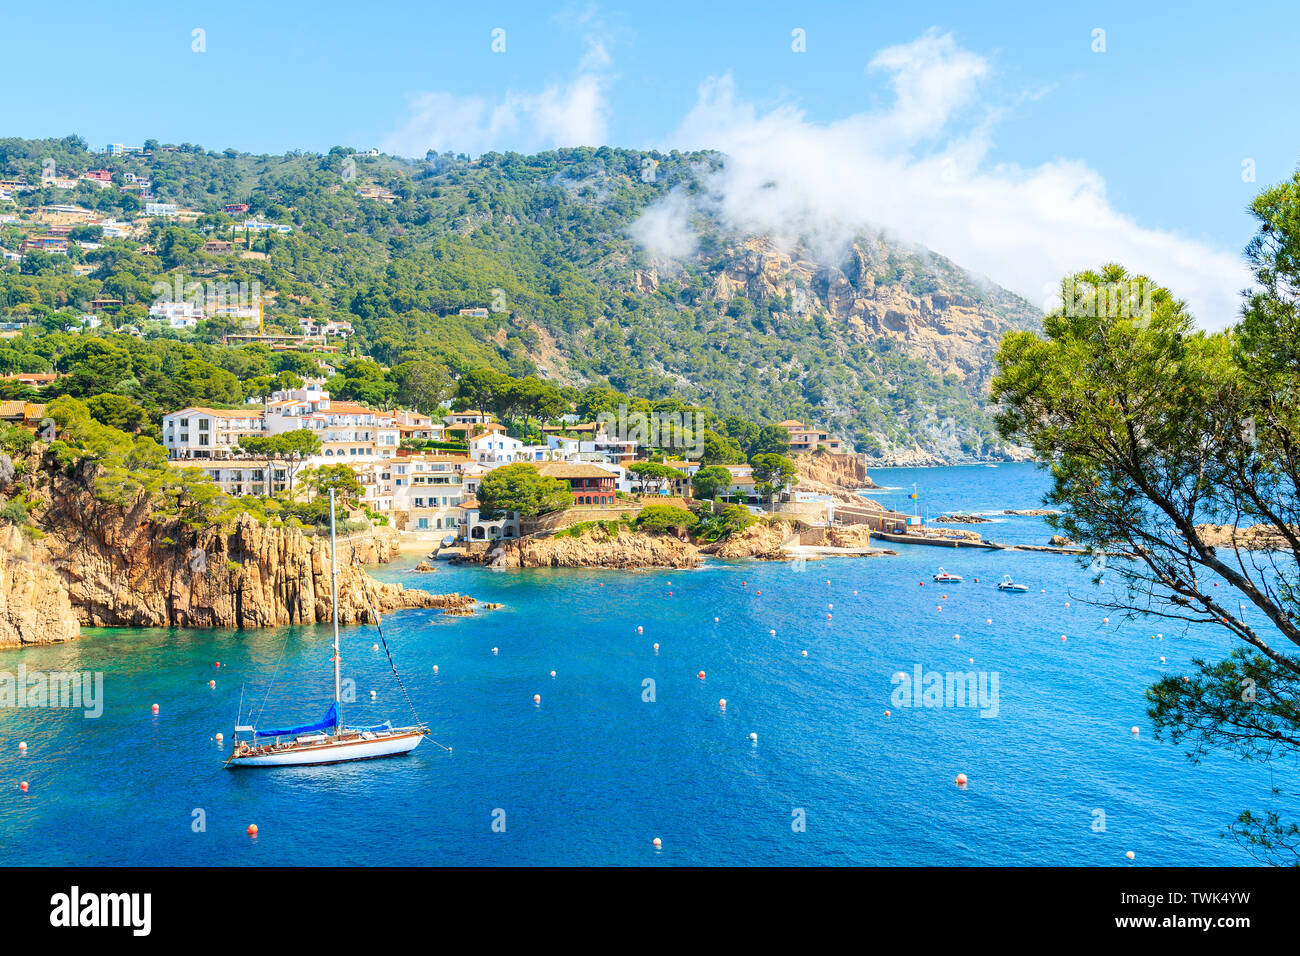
[241, 219, 292, 234]
[265, 392, 399, 460]
[299, 319, 353, 338]
[393, 409, 445, 443]
[389, 455, 468, 532]
[443, 410, 493, 427]
[145, 202, 179, 218]
[162, 407, 266, 459]
[171, 458, 286, 496]
[468, 429, 524, 464]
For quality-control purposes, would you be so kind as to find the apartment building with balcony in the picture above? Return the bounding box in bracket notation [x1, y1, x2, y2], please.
[161, 407, 266, 459]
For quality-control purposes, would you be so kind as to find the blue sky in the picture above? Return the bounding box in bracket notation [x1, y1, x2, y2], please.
[5, 1, 1296, 324]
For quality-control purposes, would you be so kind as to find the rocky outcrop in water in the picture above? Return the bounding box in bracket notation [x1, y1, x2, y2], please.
[491, 525, 700, 569]
[0, 462, 481, 647]
[702, 519, 800, 560]
[1195, 523, 1296, 551]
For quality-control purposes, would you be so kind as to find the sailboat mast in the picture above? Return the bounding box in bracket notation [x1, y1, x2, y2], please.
[329, 487, 342, 729]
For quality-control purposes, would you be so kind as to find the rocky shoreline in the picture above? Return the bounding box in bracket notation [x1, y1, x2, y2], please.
[859, 450, 1036, 468]
[1195, 523, 1297, 551]
[0, 462, 490, 649]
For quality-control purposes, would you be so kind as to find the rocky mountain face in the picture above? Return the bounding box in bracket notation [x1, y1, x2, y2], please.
[0, 463, 479, 648]
[619, 228, 1039, 460]
[697, 234, 1037, 391]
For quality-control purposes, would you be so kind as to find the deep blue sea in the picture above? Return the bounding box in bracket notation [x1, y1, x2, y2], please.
[1, 463, 1294, 866]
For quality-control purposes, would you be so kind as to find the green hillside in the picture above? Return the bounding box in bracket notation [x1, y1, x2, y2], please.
[0, 135, 1040, 459]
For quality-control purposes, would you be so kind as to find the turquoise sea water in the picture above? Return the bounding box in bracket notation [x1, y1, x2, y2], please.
[0, 463, 1293, 866]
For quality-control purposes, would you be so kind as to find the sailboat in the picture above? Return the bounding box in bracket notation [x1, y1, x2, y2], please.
[226, 489, 427, 767]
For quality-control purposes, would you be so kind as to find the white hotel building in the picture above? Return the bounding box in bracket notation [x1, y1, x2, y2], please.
[264, 388, 399, 460]
[161, 407, 265, 459]
[351, 455, 472, 532]
[161, 387, 399, 462]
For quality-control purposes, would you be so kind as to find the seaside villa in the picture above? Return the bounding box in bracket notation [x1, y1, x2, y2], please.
[778, 419, 843, 454]
[535, 461, 618, 506]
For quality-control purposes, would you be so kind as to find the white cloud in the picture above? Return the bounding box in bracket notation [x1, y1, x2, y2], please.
[638, 30, 1248, 329]
[382, 38, 612, 156]
[627, 189, 698, 262]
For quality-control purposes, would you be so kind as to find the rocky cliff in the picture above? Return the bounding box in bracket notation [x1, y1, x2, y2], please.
[794, 451, 877, 496]
[700, 234, 1037, 391]
[0, 462, 481, 648]
[0, 525, 81, 647]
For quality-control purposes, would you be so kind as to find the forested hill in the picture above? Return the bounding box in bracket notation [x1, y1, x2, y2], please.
[0, 135, 1041, 459]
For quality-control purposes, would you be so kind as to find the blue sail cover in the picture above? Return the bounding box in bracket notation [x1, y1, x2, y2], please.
[255, 702, 339, 738]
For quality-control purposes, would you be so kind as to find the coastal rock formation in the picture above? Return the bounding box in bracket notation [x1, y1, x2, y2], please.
[795, 451, 878, 493]
[937, 513, 992, 524]
[492, 526, 700, 569]
[0, 464, 480, 646]
[920, 527, 985, 542]
[0, 525, 81, 646]
[704, 519, 800, 559]
[1195, 523, 1295, 551]
[823, 525, 878, 548]
[864, 448, 1035, 467]
[38, 507, 471, 631]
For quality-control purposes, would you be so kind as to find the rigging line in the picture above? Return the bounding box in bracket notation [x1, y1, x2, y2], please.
[251, 617, 298, 730]
[346, 531, 424, 727]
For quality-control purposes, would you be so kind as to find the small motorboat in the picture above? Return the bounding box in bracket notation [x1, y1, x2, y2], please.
[997, 574, 1029, 592]
[933, 566, 963, 583]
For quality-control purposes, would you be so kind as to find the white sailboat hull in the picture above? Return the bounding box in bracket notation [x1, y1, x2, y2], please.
[227, 729, 424, 767]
